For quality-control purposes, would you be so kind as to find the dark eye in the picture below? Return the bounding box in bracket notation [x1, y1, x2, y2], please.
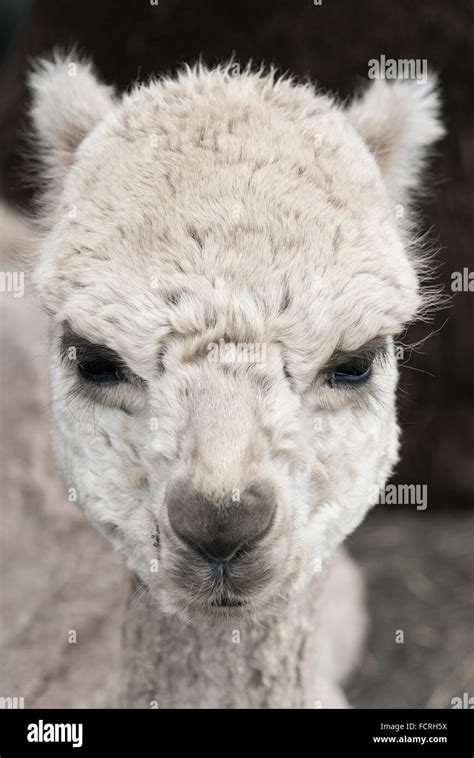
[329, 356, 373, 386]
[78, 358, 125, 384]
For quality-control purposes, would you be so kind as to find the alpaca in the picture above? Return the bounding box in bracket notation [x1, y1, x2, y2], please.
[28, 56, 443, 708]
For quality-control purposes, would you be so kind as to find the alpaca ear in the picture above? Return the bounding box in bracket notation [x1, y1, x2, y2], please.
[347, 78, 445, 199]
[29, 54, 115, 179]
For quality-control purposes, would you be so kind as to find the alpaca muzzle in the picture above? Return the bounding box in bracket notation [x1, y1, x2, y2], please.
[166, 479, 277, 565]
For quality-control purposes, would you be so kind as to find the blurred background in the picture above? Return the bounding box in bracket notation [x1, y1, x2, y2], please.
[0, 0, 472, 708]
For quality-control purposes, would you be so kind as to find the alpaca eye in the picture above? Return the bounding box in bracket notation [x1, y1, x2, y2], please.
[78, 358, 124, 384]
[330, 357, 373, 386]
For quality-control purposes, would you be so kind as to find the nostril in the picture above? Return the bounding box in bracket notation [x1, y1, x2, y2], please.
[166, 479, 277, 564]
[199, 539, 243, 563]
[187, 531, 267, 566]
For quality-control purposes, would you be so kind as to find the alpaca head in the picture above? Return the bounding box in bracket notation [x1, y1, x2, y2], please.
[30, 57, 443, 620]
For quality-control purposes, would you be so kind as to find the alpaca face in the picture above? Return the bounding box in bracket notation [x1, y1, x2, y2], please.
[30, 60, 443, 620]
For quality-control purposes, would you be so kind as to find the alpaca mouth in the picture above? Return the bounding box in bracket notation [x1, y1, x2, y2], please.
[211, 595, 245, 608]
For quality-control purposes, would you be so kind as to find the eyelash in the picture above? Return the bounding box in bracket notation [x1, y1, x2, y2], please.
[58, 333, 146, 413]
[327, 355, 374, 388]
[77, 357, 127, 385]
[60, 327, 387, 410]
[327, 347, 388, 388]
[65, 359, 145, 415]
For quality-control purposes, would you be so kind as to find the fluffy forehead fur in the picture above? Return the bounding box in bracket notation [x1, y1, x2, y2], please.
[29, 57, 443, 620]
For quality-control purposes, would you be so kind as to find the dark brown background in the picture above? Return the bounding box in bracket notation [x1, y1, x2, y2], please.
[1, 0, 473, 508]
